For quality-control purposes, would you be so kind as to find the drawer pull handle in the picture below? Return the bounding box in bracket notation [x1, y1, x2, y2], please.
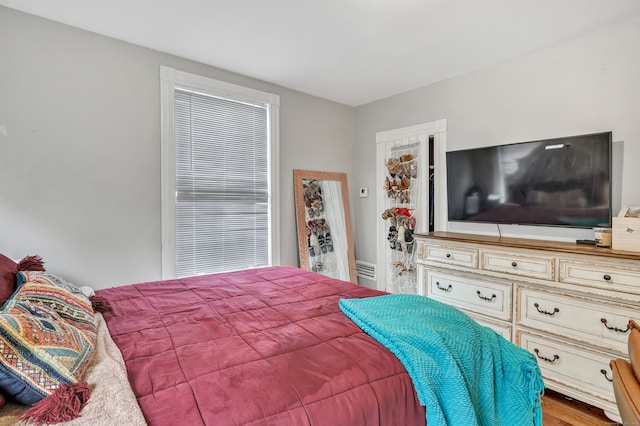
[600, 318, 630, 333]
[533, 303, 559, 316]
[435, 282, 452, 292]
[476, 290, 496, 302]
[533, 348, 559, 363]
[445, 253, 451, 258]
[511, 261, 517, 267]
[603, 274, 612, 281]
[600, 369, 613, 382]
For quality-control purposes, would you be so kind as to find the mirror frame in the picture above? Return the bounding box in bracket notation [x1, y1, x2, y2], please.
[293, 169, 358, 283]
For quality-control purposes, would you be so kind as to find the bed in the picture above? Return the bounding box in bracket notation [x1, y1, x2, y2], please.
[96, 266, 425, 425]
[0, 262, 542, 425]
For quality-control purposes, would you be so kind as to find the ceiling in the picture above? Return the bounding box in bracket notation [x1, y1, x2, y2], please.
[2, 0, 640, 106]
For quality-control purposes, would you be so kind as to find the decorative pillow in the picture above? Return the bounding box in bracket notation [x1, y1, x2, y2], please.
[0, 254, 17, 307]
[0, 277, 97, 406]
[17, 271, 77, 295]
[14, 271, 96, 333]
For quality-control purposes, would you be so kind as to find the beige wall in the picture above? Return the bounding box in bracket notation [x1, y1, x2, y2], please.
[353, 17, 640, 288]
[0, 6, 355, 289]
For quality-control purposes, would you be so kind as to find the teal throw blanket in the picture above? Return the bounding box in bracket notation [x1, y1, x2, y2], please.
[339, 295, 544, 426]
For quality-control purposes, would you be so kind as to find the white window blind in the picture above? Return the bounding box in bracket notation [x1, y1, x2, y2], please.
[173, 89, 270, 277]
[160, 66, 280, 280]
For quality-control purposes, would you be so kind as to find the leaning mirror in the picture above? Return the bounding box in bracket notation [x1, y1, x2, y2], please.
[293, 169, 357, 283]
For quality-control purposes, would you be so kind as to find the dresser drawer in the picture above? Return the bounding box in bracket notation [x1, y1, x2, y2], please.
[427, 271, 511, 321]
[518, 287, 640, 353]
[559, 259, 640, 295]
[467, 313, 512, 341]
[482, 250, 555, 281]
[421, 244, 478, 269]
[518, 331, 616, 405]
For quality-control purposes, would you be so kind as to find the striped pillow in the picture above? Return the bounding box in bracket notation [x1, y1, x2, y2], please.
[14, 271, 95, 332]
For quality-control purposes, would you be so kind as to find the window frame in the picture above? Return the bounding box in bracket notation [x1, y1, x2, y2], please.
[160, 66, 280, 279]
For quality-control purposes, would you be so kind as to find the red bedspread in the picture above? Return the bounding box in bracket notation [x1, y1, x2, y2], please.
[98, 266, 425, 425]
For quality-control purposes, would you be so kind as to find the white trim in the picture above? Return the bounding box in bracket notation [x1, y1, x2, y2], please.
[161, 66, 280, 107]
[159, 66, 280, 279]
[160, 68, 177, 279]
[433, 131, 448, 232]
[269, 102, 281, 266]
[376, 119, 446, 144]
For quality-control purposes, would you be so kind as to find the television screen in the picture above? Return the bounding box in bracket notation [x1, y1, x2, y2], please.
[446, 132, 612, 228]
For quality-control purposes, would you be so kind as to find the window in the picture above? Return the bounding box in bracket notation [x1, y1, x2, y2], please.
[160, 66, 280, 279]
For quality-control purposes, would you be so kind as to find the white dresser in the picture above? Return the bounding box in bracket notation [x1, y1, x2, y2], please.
[414, 231, 640, 422]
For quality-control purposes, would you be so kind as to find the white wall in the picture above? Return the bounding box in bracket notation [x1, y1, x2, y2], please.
[353, 17, 640, 289]
[0, 6, 355, 289]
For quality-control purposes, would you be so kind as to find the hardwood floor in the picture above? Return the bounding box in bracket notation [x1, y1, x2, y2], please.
[542, 389, 619, 425]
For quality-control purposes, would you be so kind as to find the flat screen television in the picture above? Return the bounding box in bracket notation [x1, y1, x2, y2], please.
[446, 132, 612, 228]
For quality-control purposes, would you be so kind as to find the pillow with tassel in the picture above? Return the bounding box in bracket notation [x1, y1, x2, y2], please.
[0, 272, 97, 424]
[14, 271, 97, 334]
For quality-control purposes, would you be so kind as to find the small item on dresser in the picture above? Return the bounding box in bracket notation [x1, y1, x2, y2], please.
[593, 226, 612, 248]
[613, 206, 640, 251]
[576, 239, 596, 245]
